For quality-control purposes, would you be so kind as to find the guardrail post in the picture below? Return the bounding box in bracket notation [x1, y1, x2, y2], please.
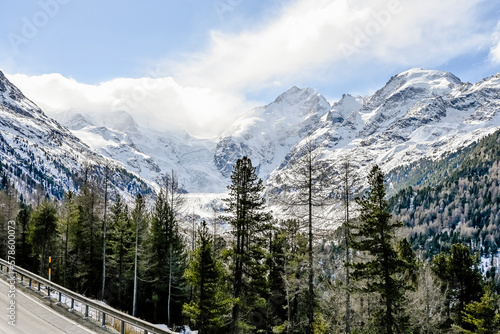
[37, 281, 41, 293]
[58, 291, 62, 305]
[71, 298, 74, 312]
[84, 305, 89, 319]
[29, 277, 32, 288]
[102, 312, 106, 328]
[121, 320, 125, 334]
[48, 287, 51, 299]
[20, 274, 24, 284]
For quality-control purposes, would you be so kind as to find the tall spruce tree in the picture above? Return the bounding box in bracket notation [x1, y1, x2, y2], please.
[108, 194, 135, 310]
[147, 172, 187, 326]
[225, 156, 272, 334]
[267, 229, 288, 333]
[183, 221, 231, 333]
[78, 181, 103, 296]
[351, 165, 414, 334]
[59, 191, 78, 287]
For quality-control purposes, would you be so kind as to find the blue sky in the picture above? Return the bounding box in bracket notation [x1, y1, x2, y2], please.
[2, 0, 500, 137]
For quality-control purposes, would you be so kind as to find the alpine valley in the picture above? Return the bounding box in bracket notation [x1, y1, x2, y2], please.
[1, 68, 500, 217]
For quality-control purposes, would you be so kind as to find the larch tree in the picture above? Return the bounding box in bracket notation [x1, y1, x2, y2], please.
[340, 156, 357, 334]
[277, 140, 332, 334]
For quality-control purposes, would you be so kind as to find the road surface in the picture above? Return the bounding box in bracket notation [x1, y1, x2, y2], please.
[0, 278, 98, 334]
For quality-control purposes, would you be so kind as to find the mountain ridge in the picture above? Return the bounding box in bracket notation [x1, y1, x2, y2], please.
[1, 68, 500, 212]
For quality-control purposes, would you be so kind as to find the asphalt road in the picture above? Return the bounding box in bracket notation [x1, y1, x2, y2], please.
[0, 278, 98, 334]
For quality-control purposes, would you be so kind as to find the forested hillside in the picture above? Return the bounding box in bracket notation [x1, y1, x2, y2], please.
[390, 129, 500, 261]
[1, 132, 500, 333]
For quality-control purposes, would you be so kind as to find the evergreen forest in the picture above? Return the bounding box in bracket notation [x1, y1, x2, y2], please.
[1, 130, 500, 334]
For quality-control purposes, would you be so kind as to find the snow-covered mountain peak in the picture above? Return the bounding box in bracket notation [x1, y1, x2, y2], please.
[3, 67, 500, 216]
[269, 86, 330, 118]
[368, 68, 462, 108]
[58, 109, 140, 135]
[327, 94, 363, 124]
[98, 110, 140, 135]
[214, 87, 331, 178]
[468, 72, 500, 93]
[396, 68, 462, 93]
[0, 70, 44, 119]
[55, 110, 94, 130]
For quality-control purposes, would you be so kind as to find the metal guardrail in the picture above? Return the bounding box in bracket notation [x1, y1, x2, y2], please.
[0, 258, 176, 334]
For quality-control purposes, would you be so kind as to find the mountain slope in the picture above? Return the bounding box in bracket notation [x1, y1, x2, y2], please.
[214, 86, 330, 179]
[0, 71, 150, 200]
[55, 109, 227, 193]
[3, 68, 500, 211]
[267, 69, 500, 202]
[389, 128, 500, 258]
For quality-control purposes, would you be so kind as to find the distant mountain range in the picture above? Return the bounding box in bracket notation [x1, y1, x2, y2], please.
[1, 68, 500, 211]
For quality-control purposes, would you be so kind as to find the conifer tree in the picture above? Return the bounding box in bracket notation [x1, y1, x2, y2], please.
[108, 194, 135, 310]
[67, 203, 89, 292]
[431, 243, 483, 328]
[147, 171, 187, 326]
[28, 200, 59, 276]
[0, 179, 19, 259]
[459, 286, 500, 333]
[77, 181, 103, 296]
[351, 165, 414, 334]
[59, 191, 78, 287]
[270, 219, 310, 334]
[183, 221, 231, 333]
[267, 229, 288, 333]
[225, 156, 272, 334]
[16, 204, 33, 270]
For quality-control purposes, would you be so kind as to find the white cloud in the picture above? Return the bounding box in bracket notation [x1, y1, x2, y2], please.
[490, 21, 500, 65]
[6, 0, 498, 138]
[7, 72, 254, 138]
[172, 0, 489, 92]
